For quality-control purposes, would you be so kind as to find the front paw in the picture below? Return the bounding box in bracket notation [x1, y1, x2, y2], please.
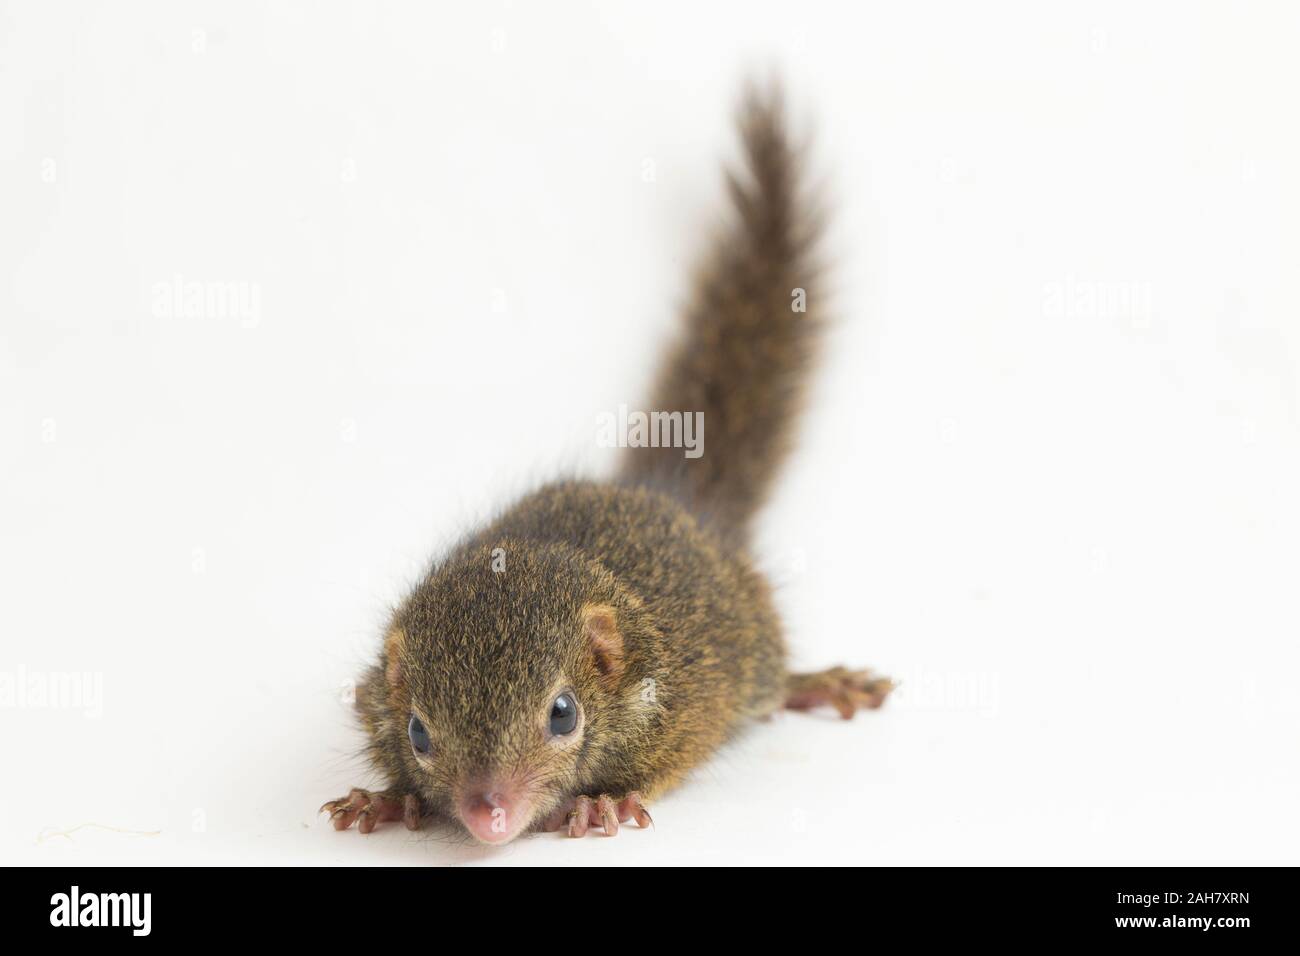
[320, 787, 422, 833]
[542, 792, 653, 838]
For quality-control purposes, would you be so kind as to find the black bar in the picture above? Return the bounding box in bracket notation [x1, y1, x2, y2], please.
[4, 866, 1290, 943]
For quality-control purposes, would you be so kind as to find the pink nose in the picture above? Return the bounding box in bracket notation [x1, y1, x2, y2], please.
[458, 790, 522, 845]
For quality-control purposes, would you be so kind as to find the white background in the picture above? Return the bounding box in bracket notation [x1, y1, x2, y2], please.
[3, 1, 1298, 866]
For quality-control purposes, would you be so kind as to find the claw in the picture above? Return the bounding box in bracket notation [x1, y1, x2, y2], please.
[402, 794, 422, 831]
[568, 796, 594, 838]
[621, 792, 653, 829]
[596, 795, 619, 836]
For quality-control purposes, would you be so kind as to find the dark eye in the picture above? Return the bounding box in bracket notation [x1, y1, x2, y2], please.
[408, 715, 431, 755]
[548, 693, 578, 737]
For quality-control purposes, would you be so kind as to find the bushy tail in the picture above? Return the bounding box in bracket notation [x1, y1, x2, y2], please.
[620, 82, 824, 546]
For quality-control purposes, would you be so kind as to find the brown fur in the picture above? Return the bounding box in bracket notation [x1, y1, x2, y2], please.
[622, 82, 822, 546]
[346, 84, 837, 839]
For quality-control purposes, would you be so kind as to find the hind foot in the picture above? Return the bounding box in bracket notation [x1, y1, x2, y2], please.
[785, 666, 895, 719]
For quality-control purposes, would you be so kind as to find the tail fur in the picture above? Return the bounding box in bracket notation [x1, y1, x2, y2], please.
[620, 82, 823, 546]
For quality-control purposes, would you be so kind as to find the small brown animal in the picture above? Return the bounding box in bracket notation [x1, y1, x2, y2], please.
[322, 84, 893, 845]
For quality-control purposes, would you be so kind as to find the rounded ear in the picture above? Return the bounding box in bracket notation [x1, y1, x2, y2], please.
[384, 626, 407, 693]
[582, 604, 625, 687]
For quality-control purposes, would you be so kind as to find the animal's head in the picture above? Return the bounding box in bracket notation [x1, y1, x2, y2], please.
[371, 539, 657, 844]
